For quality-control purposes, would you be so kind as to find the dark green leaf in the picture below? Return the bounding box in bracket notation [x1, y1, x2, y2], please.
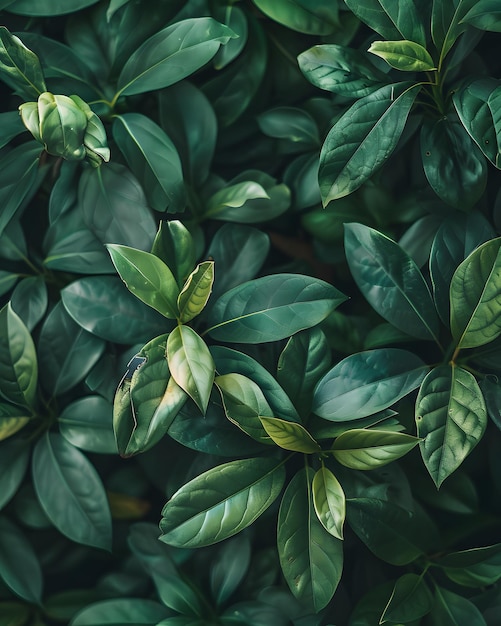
[206, 274, 347, 344]
[312, 466, 345, 540]
[7, 0, 100, 16]
[151, 220, 196, 289]
[113, 113, 185, 213]
[59, 396, 117, 454]
[416, 364, 487, 488]
[319, 83, 421, 204]
[429, 586, 487, 626]
[368, 40, 436, 72]
[70, 599, 170, 625]
[0, 26, 46, 97]
[313, 348, 427, 421]
[257, 106, 320, 147]
[252, 0, 338, 34]
[154, 574, 203, 617]
[380, 573, 433, 623]
[32, 432, 112, 550]
[177, 261, 214, 323]
[0, 218, 27, 262]
[461, 1, 501, 31]
[432, 0, 476, 60]
[450, 237, 501, 349]
[10, 276, 47, 332]
[0, 402, 30, 441]
[0, 438, 29, 510]
[0, 111, 26, 149]
[116, 17, 236, 96]
[278, 468, 343, 612]
[210, 534, 251, 606]
[344, 223, 440, 342]
[437, 543, 501, 587]
[160, 457, 286, 547]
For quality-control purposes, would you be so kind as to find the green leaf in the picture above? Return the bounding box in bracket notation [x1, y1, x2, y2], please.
[7, 0, 100, 16]
[345, 223, 440, 342]
[380, 573, 433, 624]
[312, 466, 345, 540]
[154, 574, 203, 618]
[260, 417, 320, 453]
[345, 0, 427, 46]
[319, 83, 421, 204]
[116, 17, 236, 97]
[346, 498, 424, 565]
[0, 111, 26, 149]
[215, 373, 273, 444]
[277, 468, 343, 611]
[453, 78, 501, 168]
[205, 181, 270, 220]
[313, 348, 427, 421]
[416, 364, 487, 488]
[177, 261, 214, 323]
[332, 429, 421, 470]
[151, 220, 196, 289]
[0, 26, 46, 98]
[368, 40, 436, 72]
[461, 1, 501, 31]
[213, 5, 248, 70]
[166, 325, 215, 413]
[0, 303, 37, 409]
[430, 586, 487, 626]
[10, 276, 47, 332]
[432, 0, 474, 60]
[0, 438, 29, 510]
[160, 457, 286, 548]
[38, 301, 105, 397]
[438, 543, 501, 589]
[210, 535, 251, 606]
[0, 402, 30, 441]
[113, 113, 185, 213]
[32, 432, 112, 550]
[257, 106, 320, 147]
[298, 44, 388, 99]
[59, 396, 117, 455]
[61, 276, 170, 344]
[251, 0, 338, 35]
[70, 599, 170, 626]
[206, 274, 347, 344]
[0, 601, 30, 626]
[0, 515, 42, 604]
[107, 243, 180, 319]
[450, 237, 501, 349]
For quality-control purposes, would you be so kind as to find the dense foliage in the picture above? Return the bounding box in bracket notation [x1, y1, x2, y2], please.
[1, 0, 501, 624]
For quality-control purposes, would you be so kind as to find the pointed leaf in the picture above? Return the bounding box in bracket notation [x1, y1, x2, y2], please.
[0, 438, 29, 510]
[167, 325, 215, 413]
[0, 26, 46, 98]
[0, 402, 30, 441]
[177, 261, 214, 323]
[210, 534, 251, 606]
[345, 223, 440, 342]
[59, 396, 116, 454]
[207, 274, 347, 344]
[278, 468, 343, 612]
[416, 364, 487, 488]
[461, 1, 501, 31]
[368, 40, 436, 72]
[206, 182, 269, 219]
[260, 417, 320, 453]
[313, 348, 427, 421]
[432, 0, 477, 60]
[450, 237, 501, 349]
[160, 457, 286, 547]
[438, 543, 501, 587]
[32, 432, 112, 550]
[332, 429, 421, 470]
[430, 587, 487, 626]
[312, 466, 345, 540]
[151, 220, 196, 289]
[380, 573, 433, 624]
[117, 17, 236, 96]
[320, 83, 421, 204]
[107, 243, 180, 319]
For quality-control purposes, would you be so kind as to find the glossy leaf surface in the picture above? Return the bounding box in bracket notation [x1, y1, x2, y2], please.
[59, 396, 116, 454]
[438, 543, 501, 587]
[312, 466, 345, 540]
[380, 573, 433, 624]
[252, 0, 338, 35]
[430, 587, 487, 626]
[151, 220, 196, 289]
[177, 261, 214, 323]
[0, 26, 46, 98]
[368, 40, 436, 72]
[260, 417, 321, 453]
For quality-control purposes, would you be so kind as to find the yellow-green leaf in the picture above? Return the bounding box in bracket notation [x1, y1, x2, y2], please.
[368, 40, 436, 72]
[259, 416, 320, 453]
[312, 466, 345, 539]
[177, 261, 214, 323]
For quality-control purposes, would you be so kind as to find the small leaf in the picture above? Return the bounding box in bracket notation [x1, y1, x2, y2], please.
[312, 466, 345, 539]
[260, 417, 320, 453]
[368, 40, 436, 72]
[380, 573, 433, 624]
[160, 457, 286, 547]
[0, 26, 46, 98]
[450, 237, 501, 349]
[167, 325, 215, 413]
[332, 429, 421, 470]
[177, 261, 214, 323]
[416, 364, 487, 488]
[151, 220, 196, 289]
[107, 243, 180, 319]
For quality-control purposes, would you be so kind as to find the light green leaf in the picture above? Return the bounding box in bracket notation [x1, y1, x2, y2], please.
[416, 364, 487, 488]
[319, 83, 421, 204]
[312, 466, 345, 540]
[380, 573, 433, 624]
[313, 348, 427, 421]
[106, 243, 180, 319]
[159, 457, 286, 548]
[0, 303, 37, 409]
[278, 468, 343, 612]
[461, 0, 501, 31]
[260, 417, 320, 453]
[368, 40, 436, 72]
[0, 402, 30, 441]
[166, 325, 215, 413]
[177, 261, 214, 323]
[344, 223, 440, 342]
[215, 373, 273, 444]
[450, 237, 501, 349]
[117, 17, 236, 96]
[430, 586, 487, 626]
[332, 429, 421, 470]
[206, 182, 269, 219]
[113, 113, 185, 213]
[151, 220, 196, 289]
[206, 274, 347, 344]
[0, 26, 46, 98]
[32, 432, 112, 550]
[251, 0, 338, 35]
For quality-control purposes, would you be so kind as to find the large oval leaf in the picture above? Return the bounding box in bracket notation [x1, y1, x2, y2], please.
[32, 432, 112, 550]
[450, 237, 501, 349]
[0, 26, 46, 98]
[368, 40, 436, 72]
[319, 83, 420, 204]
[116, 18, 236, 96]
[344, 223, 440, 342]
[380, 573, 434, 624]
[159, 457, 286, 547]
[206, 274, 347, 344]
[416, 364, 487, 488]
[313, 348, 427, 421]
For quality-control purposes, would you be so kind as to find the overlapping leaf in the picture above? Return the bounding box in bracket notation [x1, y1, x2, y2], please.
[177, 261, 214, 323]
[312, 466, 345, 540]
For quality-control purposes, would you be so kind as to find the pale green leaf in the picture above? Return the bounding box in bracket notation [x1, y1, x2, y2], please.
[368, 40, 436, 72]
[177, 261, 214, 323]
[260, 417, 320, 453]
[312, 466, 345, 540]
